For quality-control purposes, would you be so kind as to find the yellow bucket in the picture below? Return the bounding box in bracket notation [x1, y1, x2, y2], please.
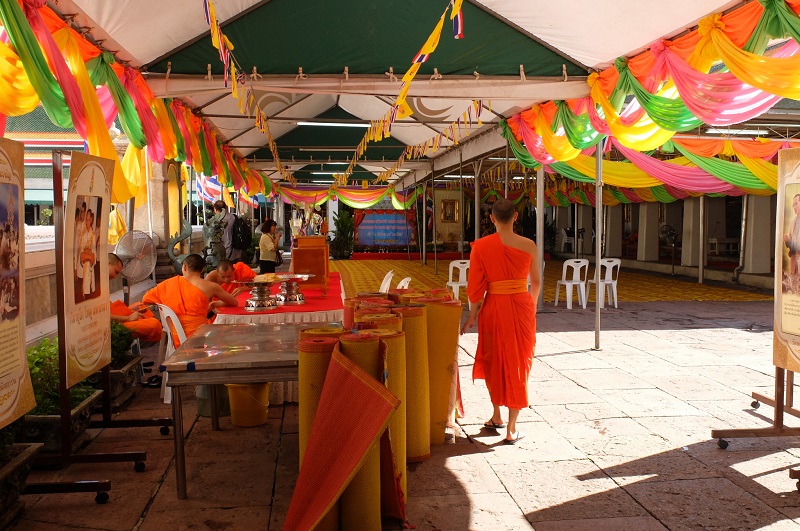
[225, 383, 271, 427]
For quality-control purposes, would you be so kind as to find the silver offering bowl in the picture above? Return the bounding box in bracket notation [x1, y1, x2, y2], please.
[234, 280, 279, 312]
[274, 273, 315, 306]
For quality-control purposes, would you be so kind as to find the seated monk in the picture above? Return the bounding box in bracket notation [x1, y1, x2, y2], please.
[205, 259, 256, 296]
[143, 254, 238, 346]
[108, 253, 162, 344]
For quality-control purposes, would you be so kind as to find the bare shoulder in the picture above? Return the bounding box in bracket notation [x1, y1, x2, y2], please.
[511, 234, 537, 255]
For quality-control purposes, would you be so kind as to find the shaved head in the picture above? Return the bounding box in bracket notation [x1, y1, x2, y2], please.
[491, 198, 516, 224]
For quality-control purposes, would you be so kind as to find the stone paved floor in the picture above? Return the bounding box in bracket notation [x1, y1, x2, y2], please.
[15, 299, 800, 530]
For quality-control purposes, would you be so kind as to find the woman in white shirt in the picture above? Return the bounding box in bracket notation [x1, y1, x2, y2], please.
[259, 219, 278, 273]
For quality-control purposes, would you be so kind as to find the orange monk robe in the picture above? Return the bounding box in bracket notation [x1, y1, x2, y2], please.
[219, 261, 257, 293]
[142, 276, 209, 347]
[110, 300, 163, 343]
[467, 233, 536, 410]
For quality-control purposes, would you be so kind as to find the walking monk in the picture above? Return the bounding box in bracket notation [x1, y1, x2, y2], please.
[460, 198, 541, 444]
[108, 253, 162, 344]
[204, 259, 256, 296]
[143, 254, 238, 345]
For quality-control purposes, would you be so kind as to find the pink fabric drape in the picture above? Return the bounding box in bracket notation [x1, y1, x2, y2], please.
[122, 67, 164, 162]
[95, 85, 118, 128]
[611, 138, 740, 193]
[22, 0, 86, 137]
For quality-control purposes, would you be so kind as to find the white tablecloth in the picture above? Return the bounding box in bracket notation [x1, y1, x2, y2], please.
[213, 309, 344, 404]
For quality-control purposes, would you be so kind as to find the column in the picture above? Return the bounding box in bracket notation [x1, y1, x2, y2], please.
[577, 204, 593, 255]
[681, 197, 700, 266]
[327, 198, 338, 239]
[140, 160, 170, 248]
[605, 205, 623, 257]
[555, 206, 570, 252]
[744, 194, 772, 274]
[637, 202, 659, 261]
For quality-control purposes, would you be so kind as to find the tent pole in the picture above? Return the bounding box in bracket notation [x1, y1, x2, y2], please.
[594, 140, 604, 350]
[431, 159, 438, 275]
[699, 195, 705, 284]
[145, 147, 155, 284]
[504, 139, 509, 199]
[422, 181, 427, 266]
[473, 160, 482, 242]
[574, 200, 579, 259]
[536, 167, 545, 310]
[459, 149, 464, 260]
[406, 172, 413, 262]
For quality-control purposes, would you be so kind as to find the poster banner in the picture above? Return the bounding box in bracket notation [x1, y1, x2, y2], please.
[356, 210, 413, 246]
[63, 152, 114, 388]
[0, 138, 34, 429]
[775, 148, 800, 372]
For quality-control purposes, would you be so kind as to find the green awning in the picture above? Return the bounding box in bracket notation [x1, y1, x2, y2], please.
[24, 189, 53, 205]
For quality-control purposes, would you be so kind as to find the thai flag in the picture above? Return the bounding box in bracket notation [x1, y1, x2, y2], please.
[197, 173, 221, 202]
[196, 177, 214, 203]
[412, 51, 430, 64]
[453, 9, 464, 39]
[202, 0, 211, 25]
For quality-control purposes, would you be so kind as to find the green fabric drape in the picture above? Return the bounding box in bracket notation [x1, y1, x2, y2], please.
[649, 185, 680, 203]
[608, 189, 631, 204]
[197, 126, 213, 177]
[500, 120, 542, 169]
[87, 52, 146, 148]
[744, 0, 800, 54]
[391, 187, 424, 209]
[163, 99, 186, 162]
[553, 101, 605, 149]
[614, 57, 701, 132]
[673, 144, 773, 190]
[0, 0, 75, 129]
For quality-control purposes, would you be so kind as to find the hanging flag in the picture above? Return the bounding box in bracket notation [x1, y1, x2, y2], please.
[412, 51, 430, 64]
[196, 174, 216, 203]
[452, 8, 464, 39]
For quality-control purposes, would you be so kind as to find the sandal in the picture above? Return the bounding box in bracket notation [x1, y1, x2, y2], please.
[503, 431, 526, 445]
[142, 375, 162, 388]
[483, 419, 506, 429]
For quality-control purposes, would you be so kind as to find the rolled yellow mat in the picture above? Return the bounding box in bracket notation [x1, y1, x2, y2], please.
[422, 300, 463, 445]
[361, 298, 394, 306]
[299, 327, 347, 341]
[357, 328, 408, 502]
[361, 314, 403, 331]
[338, 334, 383, 530]
[343, 299, 359, 329]
[399, 293, 427, 304]
[298, 336, 340, 531]
[356, 292, 387, 299]
[424, 288, 452, 300]
[354, 309, 393, 321]
[388, 288, 414, 303]
[391, 306, 430, 462]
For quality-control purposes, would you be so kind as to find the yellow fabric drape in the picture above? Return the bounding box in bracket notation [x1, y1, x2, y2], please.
[52, 28, 127, 203]
[108, 207, 126, 245]
[151, 98, 177, 160]
[734, 154, 778, 191]
[563, 154, 663, 188]
[534, 106, 581, 161]
[692, 13, 800, 99]
[121, 144, 150, 207]
[0, 39, 38, 115]
[589, 74, 676, 151]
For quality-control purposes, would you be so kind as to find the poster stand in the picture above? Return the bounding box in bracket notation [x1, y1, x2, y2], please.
[21, 151, 159, 503]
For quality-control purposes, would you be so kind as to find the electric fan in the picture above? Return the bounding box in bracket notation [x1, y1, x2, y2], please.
[115, 230, 157, 304]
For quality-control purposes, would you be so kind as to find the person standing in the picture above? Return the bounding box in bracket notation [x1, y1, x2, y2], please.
[460, 198, 541, 444]
[259, 219, 278, 273]
[213, 200, 242, 262]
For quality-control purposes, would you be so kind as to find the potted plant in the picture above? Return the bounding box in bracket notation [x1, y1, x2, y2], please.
[87, 323, 141, 412]
[0, 421, 42, 528]
[22, 338, 102, 453]
[330, 211, 355, 259]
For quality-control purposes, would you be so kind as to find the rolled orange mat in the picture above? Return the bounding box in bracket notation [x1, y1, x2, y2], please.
[358, 328, 408, 502]
[298, 336, 340, 530]
[391, 306, 430, 462]
[343, 299, 359, 329]
[356, 292, 387, 299]
[299, 327, 347, 341]
[361, 298, 394, 306]
[338, 334, 383, 530]
[355, 312, 394, 322]
[422, 301, 463, 445]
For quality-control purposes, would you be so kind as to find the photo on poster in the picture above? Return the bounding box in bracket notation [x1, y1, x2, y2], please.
[780, 182, 800, 337]
[0, 182, 20, 323]
[73, 194, 103, 304]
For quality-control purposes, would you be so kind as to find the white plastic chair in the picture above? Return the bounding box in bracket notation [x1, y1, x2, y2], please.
[446, 260, 470, 300]
[379, 270, 394, 293]
[560, 228, 574, 253]
[588, 258, 621, 309]
[156, 304, 187, 404]
[396, 277, 412, 289]
[554, 259, 589, 309]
